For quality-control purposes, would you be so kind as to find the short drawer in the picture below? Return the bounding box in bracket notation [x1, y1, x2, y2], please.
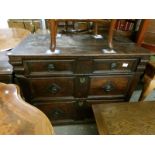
[29, 77, 75, 99]
[88, 75, 133, 98]
[24, 59, 75, 75]
[34, 101, 78, 121]
[93, 58, 139, 73]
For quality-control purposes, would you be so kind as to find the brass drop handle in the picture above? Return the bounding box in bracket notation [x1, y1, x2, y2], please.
[78, 101, 84, 106]
[111, 62, 117, 70]
[48, 64, 55, 71]
[48, 84, 61, 94]
[103, 83, 114, 92]
[80, 77, 86, 84]
[51, 109, 64, 118]
[50, 87, 58, 94]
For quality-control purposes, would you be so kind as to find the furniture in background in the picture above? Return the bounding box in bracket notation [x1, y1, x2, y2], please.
[0, 28, 31, 52]
[46, 19, 111, 34]
[8, 28, 151, 125]
[92, 102, 155, 135]
[48, 19, 116, 52]
[0, 28, 30, 83]
[8, 19, 41, 33]
[0, 82, 54, 135]
[136, 19, 155, 52]
[139, 61, 155, 101]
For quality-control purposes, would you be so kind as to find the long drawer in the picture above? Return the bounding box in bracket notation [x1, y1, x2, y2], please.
[33, 99, 126, 123]
[33, 100, 95, 123]
[34, 101, 78, 122]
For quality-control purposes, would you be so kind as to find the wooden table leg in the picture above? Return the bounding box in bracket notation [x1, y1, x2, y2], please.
[49, 19, 57, 52]
[135, 19, 151, 46]
[102, 19, 116, 53]
[108, 19, 117, 49]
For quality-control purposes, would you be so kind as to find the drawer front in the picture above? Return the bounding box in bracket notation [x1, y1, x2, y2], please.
[0, 75, 12, 83]
[75, 59, 93, 74]
[93, 59, 138, 73]
[88, 75, 133, 98]
[30, 77, 74, 99]
[34, 101, 77, 121]
[24, 59, 75, 75]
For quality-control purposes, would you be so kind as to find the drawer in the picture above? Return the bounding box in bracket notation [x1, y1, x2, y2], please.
[29, 77, 75, 99]
[24, 59, 75, 75]
[0, 74, 12, 83]
[88, 75, 133, 98]
[93, 58, 139, 73]
[75, 59, 93, 74]
[34, 101, 78, 121]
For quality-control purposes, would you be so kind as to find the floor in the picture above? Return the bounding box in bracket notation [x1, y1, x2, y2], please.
[53, 82, 155, 135]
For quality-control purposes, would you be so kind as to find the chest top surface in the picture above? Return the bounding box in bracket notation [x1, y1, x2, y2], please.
[9, 34, 152, 57]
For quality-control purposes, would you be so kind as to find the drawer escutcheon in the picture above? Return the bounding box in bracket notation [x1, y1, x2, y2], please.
[80, 77, 86, 84]
[47, 83, 61, 94]
[103, 82, 115, 92]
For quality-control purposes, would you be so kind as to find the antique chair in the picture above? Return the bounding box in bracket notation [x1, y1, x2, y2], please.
[139, 61, 155, 101]
[48, 19, 117, 53]
[0, 82, 54, 134]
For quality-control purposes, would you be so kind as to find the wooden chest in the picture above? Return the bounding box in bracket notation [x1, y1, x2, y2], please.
[8, 34, 151, 124]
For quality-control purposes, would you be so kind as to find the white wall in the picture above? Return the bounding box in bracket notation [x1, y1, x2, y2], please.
[0, 19, 9, 28]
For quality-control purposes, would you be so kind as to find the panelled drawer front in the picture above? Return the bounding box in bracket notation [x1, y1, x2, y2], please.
[93, 59, 138, 73]
[88, 75, 133, 98]
[30, 77, 74, 99]
[24, 59, 75, 75]
[34, 101, 77, 121]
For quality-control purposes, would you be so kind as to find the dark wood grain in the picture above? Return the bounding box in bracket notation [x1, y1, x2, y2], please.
[88, 75, 133, 97]
[9, 34, 152, 56]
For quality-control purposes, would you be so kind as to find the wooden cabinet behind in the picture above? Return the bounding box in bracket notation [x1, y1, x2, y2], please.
[8, 19, 41, 33]
[9, 34, 151, 125]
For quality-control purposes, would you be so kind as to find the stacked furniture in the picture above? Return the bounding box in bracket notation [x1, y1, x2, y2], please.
[0, 28, 31, 83]
[8, 32, 152, 125]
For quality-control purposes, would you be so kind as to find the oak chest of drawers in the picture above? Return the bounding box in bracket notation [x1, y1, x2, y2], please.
[8, 34, 151, 124]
